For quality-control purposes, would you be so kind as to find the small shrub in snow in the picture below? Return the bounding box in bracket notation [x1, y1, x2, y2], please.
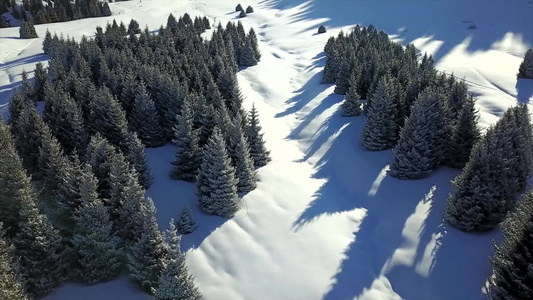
[318, 25, 326, 34]
[235, 4, 243, 12]
[246, 5, 254, 13]
[239, 10, 247, 18]
[518, 49, 533, 79]
[176, 203, 198, 234]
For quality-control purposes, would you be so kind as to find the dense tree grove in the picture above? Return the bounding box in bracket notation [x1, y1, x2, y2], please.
[2, 11, 272, 297]
[1, 0, 118, 27]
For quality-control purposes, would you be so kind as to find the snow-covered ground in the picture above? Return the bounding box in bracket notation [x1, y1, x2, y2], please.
[1, 0, 532, 299]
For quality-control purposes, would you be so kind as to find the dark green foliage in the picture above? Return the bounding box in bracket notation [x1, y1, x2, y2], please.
[361, 75, 399, 150]
[170, 99, 199, 182]
[11, 106, 47, 177]
[8, 90, 29, 126]
[341, 73, 362, 117]
[518, 49, 533, 79]
[88, 87, 129, 152]
[176, 203, 198, 235]
[389, 88, 451, 179]
[197, 127, 240, 217]
[248, 28, 261, 61]
[445, 95, 480, 168]
[227, 114, 257, 193]
[86, 134, 117, 200]
[127, 132, 153, 189]
[130, 84, 165, 148]
[19, 19, 38, 39]
[128, 19, 141, 35]
[0, 225, 28, 300]
[247, 104, 270, 167]
[33, 62, 48, 102]
[334, 60, 352, 95]
[488, 189, 533, 299]
[239, 36, 258, 67]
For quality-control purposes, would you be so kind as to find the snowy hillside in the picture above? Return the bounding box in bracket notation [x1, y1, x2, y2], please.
[1, 0, 532, 299]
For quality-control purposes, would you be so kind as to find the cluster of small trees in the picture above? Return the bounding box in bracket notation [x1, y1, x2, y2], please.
[235, 3, 254, 18]
[19, 19, 38, 39]
[0, 0, 115, 27]
[325, 26, 480, 176]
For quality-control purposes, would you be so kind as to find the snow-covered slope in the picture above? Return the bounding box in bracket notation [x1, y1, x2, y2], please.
[1, 0, 532, 299]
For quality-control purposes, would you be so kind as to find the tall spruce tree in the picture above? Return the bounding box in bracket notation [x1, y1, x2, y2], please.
[445, 94, 480, 168]
[389, 88, 451, 179]
[246, 104, 270, 167]
[227, 114, 257, 193]
[155, 220, 202, 300]
[248, 27, 261, 61]
[197, 127, 240, 217]
[19, 19, 38, 39]
[71, 164, 122, 284]
[488, 189, 533, 299]
[170, 99, 200, 182]
[11, 106, 47, 176]
[0, 225, 28, 300]
[127, 132, 153, 189]
[86, 134, 117, 200]
[361, 75, 399, 151]
[33, 62, 48, 102]
[128, 197, 168, 292]
[130, 84, 165, 148]
[341, 72, 362, 117]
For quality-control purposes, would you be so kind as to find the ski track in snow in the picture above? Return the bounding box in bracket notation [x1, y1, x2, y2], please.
[1, 0, 532, 299]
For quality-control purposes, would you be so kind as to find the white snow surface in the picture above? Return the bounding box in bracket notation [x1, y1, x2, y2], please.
[1, 0, 532, 299]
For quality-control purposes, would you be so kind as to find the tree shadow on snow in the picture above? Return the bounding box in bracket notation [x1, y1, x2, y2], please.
[515, 78, 533, 104]
[256, 0, 532, 64]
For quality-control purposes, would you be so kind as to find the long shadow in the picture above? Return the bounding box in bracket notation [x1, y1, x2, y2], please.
[258, 0, 532, 64]
[516, 78, 533, 104]
[0, 53, 48, 72]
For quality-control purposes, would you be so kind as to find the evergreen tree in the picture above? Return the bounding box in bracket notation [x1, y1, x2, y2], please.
[444, 127, 512, 232]
[238, 36, 257, 66]
[518, 49, 533, 79]
[8, 89, 29, 126]
[86, 134, 117, 200]
[33, 62, 48, 102]
[11, 106, 47, 176]
[0, 225, 28, 300]
[217, 67, 243, 117]
[246, 5, 254, 13]
[235, 4, 243, 11]
[318, 25, 326, 34]
[130, 84, 165, 148]
[128, 19, 141, 35]
[176, 203, 198, 235]
[19, 19, 38, 39]
[389, 88, 451, 179]
[361, 76, 399, 150]
[127, 132, 153, 190]
[227, 114, 257, 193]
[71, 164, 122, 284]
[333, 60, 352, 95]
[155, 220, 202, 300]
[341, 76, 362, 117]
[248, 27, 261, 61]
[247, 104, 270, 167]
[197, 127, 240, 217]
[20, 70, 35, 102]
[239, 10, 246, 18]
[445, 95, 480, 168]
[170, 99, 199, 182]
[128, 197, 168, 292]
[14, 184, 69, 297]
[88, 86, 129, 152]
[488, 189, 533, 299]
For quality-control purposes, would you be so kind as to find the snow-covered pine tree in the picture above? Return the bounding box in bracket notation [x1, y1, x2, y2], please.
[217, 67, 243, 117]
[0, 224, 28, 300]
[341, 69, 362, 117]
[445, 94, 480, 169]
[227, 113, 257, 193]
[361, 75, 399, 151]
[127, 132, 153, 189]
[14, 181, 69, 297]
[197, 127, 240, 217]
[248, 27, 261, 61]
[322, 44, 341, 84]
[86, 134, 117, 200]
[130, 84, 165, 148]
[88, 86, 129, 152]
[33, 62, 48, 102]
[154, 219, 202, 300]
[198, 104, 217, 148]
[170, 99, 200, 182]
[19, 19, 38, 39]
[488, 189, 533, 299]
[518, 49, 533, 79]
[108, 152, 146, 244]
[176, 203, 198, 235]
[20, 70, 35, 103]
[239, 36, 258, 67]
[71, 164, 122, 284]
[128, 197, 168, 292]
[444, 127, 511, 232]
[389, 88, 451, 179]
[42, 88, 87, 155]
[8, 89, 30, 126]
[11, 106, 47, 177]
[334, 59, 353, 95]
[247, 104, 271, 167]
